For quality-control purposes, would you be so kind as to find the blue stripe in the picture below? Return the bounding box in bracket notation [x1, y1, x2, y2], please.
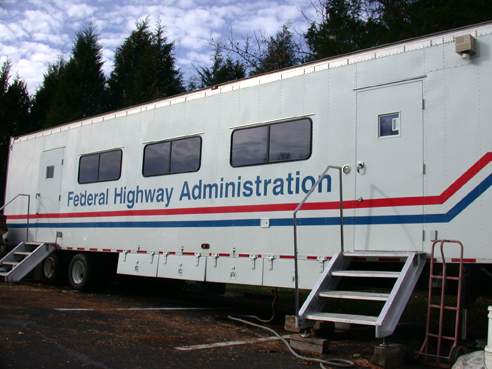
[8, 172, 492, 230]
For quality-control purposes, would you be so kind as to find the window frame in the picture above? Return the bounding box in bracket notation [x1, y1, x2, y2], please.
[78, 149, 123, 185]
[230, 118, 313, 168]
[142, 135, 202, 178]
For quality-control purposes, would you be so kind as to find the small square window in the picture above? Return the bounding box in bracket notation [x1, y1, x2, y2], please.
[46, 166, 54, 179]
[379, 113, 400, 137]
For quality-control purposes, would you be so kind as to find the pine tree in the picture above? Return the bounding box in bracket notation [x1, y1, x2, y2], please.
[107, 18, 184, 109]
[30, 57, 66, 129]
[45, 24, 106, 127]
[191, 46, 246, 89]
[305, 0, 492, 60]
[250, 24, 302, 75]
[0, 60, 32, 204]
[210, 23, 304, 76]
[305, 0, 380, 59]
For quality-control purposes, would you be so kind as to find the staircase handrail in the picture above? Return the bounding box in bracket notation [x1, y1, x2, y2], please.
[0, 194, 31, 242]
[293, 165, 344, 317]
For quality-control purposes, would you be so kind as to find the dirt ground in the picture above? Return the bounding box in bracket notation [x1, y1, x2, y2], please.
[0, 279, 489, 368]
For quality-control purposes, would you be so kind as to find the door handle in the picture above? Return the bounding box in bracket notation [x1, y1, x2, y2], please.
[357, 161, 365, 173]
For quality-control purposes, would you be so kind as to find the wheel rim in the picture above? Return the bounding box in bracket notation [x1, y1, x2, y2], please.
[72, 260, 85, 284]
[44, 257, 55, 278]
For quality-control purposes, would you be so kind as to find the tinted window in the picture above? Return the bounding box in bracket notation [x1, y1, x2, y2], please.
[78, 150, 122, 184]
[231, 118, 311, 167]
[231, 126, 268, 166]
[46, 166, 54, 179]
[143, 136, 201, 177]
[143, 142, 171, 177]
[171, 137, 201, 173]
[99, 150, 122, 181]
[78, 154, 99, 184]
[379, 113, 400, 137]
[269, 119, 311, 162]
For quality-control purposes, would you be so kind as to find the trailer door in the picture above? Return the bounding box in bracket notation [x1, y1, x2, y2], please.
[35, 148, 64, 242]
[355, 81, 423, 251]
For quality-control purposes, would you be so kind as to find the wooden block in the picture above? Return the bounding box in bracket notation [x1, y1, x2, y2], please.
[289, 334, 329, 354]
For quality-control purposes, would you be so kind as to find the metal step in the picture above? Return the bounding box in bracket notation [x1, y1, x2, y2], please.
[0, 242, 55, 282]
[331, 270, 401, 278]
[319, 290, 390, 301]
[306, 312, 378, 325]
[14, 251, 31, 256]
[2, 261, 20, 266]
[343, 252, 418, 258]
[297, 251, 427, 338]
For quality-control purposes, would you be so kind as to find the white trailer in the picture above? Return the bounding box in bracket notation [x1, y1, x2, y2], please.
[2, 22, 492, 338]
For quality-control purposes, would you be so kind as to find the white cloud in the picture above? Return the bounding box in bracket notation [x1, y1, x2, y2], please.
[2, 0, 314, 94]
[20, 10, 63, 34]
[65, 3, 96, 18]
[0, 23, 27, 42]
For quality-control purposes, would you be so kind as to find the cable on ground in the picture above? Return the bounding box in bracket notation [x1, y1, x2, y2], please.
[228, 288, 355, 369]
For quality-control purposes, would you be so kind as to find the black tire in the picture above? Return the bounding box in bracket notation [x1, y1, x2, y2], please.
[449, 345, 468, 367]
[68, 253, 98, 291]
[43, 253, 68, 284]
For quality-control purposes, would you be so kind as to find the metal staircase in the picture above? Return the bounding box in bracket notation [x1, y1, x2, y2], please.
[0, 242, 55, 282]
[296, 251, 427, 338]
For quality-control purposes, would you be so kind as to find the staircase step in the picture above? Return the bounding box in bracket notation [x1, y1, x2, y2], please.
[2, 261, 20, 266]
[319, 290, 390, 301]
[14, 251, 31, 256]
[0, 242, 55, 283]
[343, 252, 422, 258]
[297, 251, 426, 337]
[331, 270, 401, 278]
[306, 312, 378, 325]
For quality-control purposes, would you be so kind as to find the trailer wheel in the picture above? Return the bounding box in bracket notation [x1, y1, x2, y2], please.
[68, 253, 98, 291]
[449, 345, 468, 367]
[43, 253, 68, 284]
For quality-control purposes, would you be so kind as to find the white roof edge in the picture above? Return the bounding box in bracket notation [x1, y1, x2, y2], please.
[14, 21, 492, 143]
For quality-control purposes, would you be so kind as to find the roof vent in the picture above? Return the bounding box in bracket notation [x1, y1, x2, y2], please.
[455, 34, 476, 58]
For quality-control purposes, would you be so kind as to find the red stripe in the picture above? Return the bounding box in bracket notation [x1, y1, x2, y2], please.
[451, 258, 476, 263]
[6, 152, 492, 221]
[279, 255, 295, 259]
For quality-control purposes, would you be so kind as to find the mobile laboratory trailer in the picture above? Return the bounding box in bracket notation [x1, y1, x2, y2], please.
[2, 21, 492, 339]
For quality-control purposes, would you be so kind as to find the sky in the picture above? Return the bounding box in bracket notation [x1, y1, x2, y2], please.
[0, 0, 317, 95]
